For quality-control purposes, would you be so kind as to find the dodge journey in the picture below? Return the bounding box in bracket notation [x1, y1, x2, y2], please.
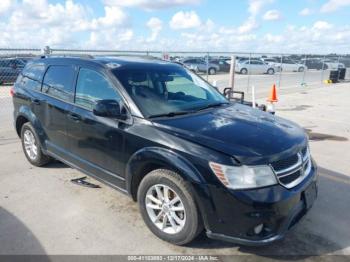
[12, 56, 318, 245]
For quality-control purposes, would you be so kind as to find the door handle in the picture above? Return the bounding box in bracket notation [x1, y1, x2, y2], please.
[68, 113, 81, 122]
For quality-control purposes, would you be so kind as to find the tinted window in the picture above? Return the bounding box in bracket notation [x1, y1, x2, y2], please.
[20, 64, 46, 91]
[75, 68, 121, 110]
[22, 64, 46, 81]
[42, 65, 75, 102]
[184, 59, 196, 63]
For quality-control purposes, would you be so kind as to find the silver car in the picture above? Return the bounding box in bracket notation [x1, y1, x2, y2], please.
[181, 58, 220, 75]
[236, 59, 276, 75]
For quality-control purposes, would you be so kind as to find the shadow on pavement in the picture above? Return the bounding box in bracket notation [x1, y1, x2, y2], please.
[0, 207, 49, 260]
[188, 166, 350, 258]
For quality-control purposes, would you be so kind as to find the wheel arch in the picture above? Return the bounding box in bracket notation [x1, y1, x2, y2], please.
[125, 147, 205, 201]
[15, 106, 47, 150]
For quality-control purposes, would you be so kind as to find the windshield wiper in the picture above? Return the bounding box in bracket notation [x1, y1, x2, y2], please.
[148, 111, 193, 119]
[195, 102, 229, 111]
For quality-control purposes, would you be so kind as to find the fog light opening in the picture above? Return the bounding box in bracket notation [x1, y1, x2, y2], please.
[254, 223, 264, 235]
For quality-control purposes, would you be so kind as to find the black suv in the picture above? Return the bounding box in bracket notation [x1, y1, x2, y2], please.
[12, 56, 318, 246]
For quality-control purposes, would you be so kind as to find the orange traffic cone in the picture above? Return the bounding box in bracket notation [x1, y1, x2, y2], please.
[267, 84, 278, 102]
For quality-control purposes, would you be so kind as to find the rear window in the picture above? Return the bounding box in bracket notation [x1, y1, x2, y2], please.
[42, 65, 75, 102]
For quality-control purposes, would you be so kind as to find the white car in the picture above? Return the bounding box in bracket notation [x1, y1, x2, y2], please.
[323, 60, 345, 70]
[235, 59, 276, 75]
[278, 59, 307, 72]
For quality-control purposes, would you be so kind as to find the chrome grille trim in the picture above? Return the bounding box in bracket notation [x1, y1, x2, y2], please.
[271, 147, 312, 189]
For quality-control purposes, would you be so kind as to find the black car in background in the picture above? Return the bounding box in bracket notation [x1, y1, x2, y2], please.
[0, 58, 28, 84]
[12, 56, 318, 246]
[301, 58, 324, 70]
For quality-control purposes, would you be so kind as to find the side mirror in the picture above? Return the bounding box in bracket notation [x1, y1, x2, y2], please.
[93, 100, 127, 120]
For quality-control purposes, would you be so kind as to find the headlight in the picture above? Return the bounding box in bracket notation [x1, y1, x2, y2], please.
[209, 162, 277, 190]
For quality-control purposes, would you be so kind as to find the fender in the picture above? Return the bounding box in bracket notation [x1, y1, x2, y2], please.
[16, 105, 48, 151]
[125, 146, 206, 195]
[125, 146, 215, 231]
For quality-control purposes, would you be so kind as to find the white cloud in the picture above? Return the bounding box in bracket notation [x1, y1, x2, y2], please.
[248, 0, 273, 16]
[312, 21, 333, 30]
[89, 6, 128, 29]
[169, 11, 201, 30]
[320, 0, 350, 13]
[238, 0, 273, 34]
[263, 9, 281, 21]
[264, 33, 283, 43]
[0, 0, 350, 53]
[0, 0, 131, 48]
[146, 17, 163, 42]
[299, 8, 312, 16]
[238, 17, 258, 34]
[103, 0, 201, 10]
[0, 0, 12, 14]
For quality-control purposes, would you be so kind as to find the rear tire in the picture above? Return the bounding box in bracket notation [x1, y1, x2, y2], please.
[21, 122, 51, 167]
[138, 169, 202, 245]
[240, 68, 248, 74]
[298, 67, 305, 72]
[267, 68, 275, 75]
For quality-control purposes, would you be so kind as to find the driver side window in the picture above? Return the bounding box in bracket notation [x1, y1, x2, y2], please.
[75, 68, 121, 110]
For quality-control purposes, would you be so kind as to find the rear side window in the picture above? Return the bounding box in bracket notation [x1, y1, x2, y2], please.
[42, 65, 75, 102]
[19, 64, 46, 91]
[75, 68, 121, 110]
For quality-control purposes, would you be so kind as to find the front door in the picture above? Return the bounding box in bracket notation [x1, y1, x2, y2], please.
[66, 67, 127, 189]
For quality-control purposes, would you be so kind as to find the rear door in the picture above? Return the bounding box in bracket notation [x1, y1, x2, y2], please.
[40, 65, 76, 158]
[65, 66, 127, 189]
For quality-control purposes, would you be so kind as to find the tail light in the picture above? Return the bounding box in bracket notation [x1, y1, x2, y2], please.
[10, 87, 14, 97]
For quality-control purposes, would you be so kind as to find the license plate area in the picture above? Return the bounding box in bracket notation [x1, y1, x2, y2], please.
[303, 182, 317, 209]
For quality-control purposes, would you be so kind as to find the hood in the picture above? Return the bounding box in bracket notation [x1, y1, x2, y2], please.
[152, 103, 307, 165]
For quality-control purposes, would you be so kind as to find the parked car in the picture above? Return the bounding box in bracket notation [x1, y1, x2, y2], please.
[13, 56, 318, 246]
[236, 59, 276, 74]
[323, 59, 345, 70]
[181, 58, 220, 75]
[300, 58, 324, 70]
[279, 58, 307, 72]
[0, 58, 27, 84]
[338, 57, 350, 67]
[210, 58, 231, 72]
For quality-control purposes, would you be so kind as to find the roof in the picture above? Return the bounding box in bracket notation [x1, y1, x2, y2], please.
[34, 55, 177, 70]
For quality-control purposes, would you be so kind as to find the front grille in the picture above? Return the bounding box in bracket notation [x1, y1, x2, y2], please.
[279, 170, 301, 184]
[271, 146, 311, 188]
[271, 154, 299, 172]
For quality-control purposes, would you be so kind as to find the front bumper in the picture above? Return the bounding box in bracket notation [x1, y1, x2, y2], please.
[199, 160, 318, 246]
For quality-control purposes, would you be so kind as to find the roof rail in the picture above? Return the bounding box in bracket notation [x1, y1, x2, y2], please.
[40, 54, 94, 59]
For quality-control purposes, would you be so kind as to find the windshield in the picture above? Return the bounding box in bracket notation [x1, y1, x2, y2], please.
[113, 64, 228, 118]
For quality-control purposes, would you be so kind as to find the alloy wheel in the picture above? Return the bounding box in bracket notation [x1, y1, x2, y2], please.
[145, 184, 186, 234]
[23, 129, 38, 160]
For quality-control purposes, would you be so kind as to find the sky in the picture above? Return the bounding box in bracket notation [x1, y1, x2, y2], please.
[0, 0, 350, 54]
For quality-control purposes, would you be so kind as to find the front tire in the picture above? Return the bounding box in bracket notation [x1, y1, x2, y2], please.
[298, 67, 305, 72]
[208, 68, 216, 75]
[21, 122, 51, 167]
[138, 169, 202, 245]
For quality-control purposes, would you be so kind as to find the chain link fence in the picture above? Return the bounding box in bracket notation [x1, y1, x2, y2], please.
[1, 47, 350, 103]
